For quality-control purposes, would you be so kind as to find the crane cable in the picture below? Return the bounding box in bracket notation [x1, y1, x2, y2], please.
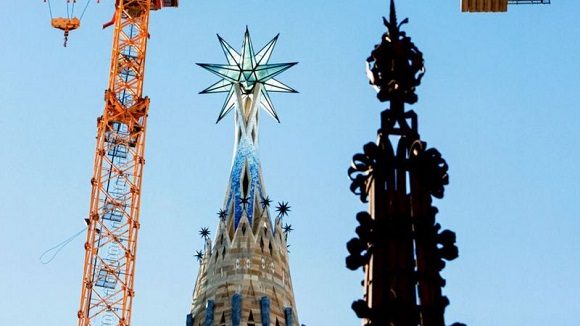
[45, 0, 93, 22]
[79, 0, 92, 21]
[46, 0, 54, 19]
[39, 226, 88, 264]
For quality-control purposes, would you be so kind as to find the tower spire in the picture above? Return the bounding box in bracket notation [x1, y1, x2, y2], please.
[347, 2, 463, 325]
[188, 29, 300, 326]
[197, 29, 297, 230]
[389, 0, 397, 27]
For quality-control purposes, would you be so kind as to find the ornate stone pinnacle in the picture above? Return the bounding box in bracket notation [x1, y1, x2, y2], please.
[366, 0, 425, 105]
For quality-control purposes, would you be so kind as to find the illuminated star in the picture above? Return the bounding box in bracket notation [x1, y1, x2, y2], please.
[197, 27, 297, 123]
[276, 201, 291, 218]
[194, 250, 204, 262]
[199, 227, 210, 239]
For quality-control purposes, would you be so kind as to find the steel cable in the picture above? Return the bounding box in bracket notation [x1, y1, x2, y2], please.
[39, 226, 87, 264]
[46, 0, 54, 19]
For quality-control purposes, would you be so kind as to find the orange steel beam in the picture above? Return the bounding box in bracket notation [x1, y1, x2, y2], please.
[78, 1, 154, 325]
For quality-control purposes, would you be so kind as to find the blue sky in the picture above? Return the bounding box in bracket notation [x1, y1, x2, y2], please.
[1, 1, 579, 325]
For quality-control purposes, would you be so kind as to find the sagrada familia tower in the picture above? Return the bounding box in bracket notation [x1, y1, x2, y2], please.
[186, 29, 300, 326]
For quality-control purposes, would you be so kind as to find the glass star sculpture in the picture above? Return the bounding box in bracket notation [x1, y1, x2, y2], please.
[197, 27, 297, 123]
[197, 28, 297, 230]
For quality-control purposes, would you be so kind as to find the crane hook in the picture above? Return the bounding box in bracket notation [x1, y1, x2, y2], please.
[51, 17, 80, 47]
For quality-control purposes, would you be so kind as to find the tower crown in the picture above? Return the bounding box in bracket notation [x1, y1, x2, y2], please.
[197, 28, 297, 232]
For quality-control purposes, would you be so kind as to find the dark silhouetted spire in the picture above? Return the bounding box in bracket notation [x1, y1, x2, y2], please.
[347, 1, 463, 325]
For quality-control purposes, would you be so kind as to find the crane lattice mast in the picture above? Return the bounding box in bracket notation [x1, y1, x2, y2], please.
[77, 1, 177, 325]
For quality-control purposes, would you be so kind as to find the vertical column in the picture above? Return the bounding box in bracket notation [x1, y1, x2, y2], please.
[284, 307, 293, 326]
[232, 294, 242, 326]
[346, 1, 461, 326]
[260, 296, 270, 326]
[205, 300, 215, 326]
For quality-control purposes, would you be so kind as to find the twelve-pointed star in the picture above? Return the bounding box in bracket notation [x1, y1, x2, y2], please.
[197, 27, 297, 123]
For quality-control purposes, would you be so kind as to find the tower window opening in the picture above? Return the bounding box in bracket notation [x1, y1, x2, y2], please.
[248, 310, 255, 326]
[242, 167, 250, 197]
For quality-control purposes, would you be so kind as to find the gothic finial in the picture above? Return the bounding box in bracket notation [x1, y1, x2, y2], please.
[217, 209, 227, 222]
[199, 227, 211, 239]
[194, 250, 204, 262]
[261, 196, 272, 208]
[389, 0, 397, 28]
[282, 223, 294, 234]
[368, 1, 424, 105]
[276, 201, 291, 218]
[347, 3, 461, 324]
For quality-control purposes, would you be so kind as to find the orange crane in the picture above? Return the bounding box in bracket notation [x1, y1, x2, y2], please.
[47, 0, 177, 325]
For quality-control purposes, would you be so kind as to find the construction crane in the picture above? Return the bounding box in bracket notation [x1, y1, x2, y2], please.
[46, 0, 177, 325]
[461, 0, 550, 12]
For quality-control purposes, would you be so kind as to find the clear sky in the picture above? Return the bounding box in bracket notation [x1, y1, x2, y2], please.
[1, 1, 579, 325]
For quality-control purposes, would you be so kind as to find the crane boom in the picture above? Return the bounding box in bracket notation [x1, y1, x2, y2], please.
[77, 1, 176, 325]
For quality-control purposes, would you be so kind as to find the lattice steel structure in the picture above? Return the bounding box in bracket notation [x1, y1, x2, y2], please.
[461, 0, 550, 12]
[346, 1, 463, 325]
[77, 1, 177, 325]
[509, 0, 550, 4]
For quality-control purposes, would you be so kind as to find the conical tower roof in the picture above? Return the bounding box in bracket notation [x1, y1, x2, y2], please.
[187, 29, 299, 326]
